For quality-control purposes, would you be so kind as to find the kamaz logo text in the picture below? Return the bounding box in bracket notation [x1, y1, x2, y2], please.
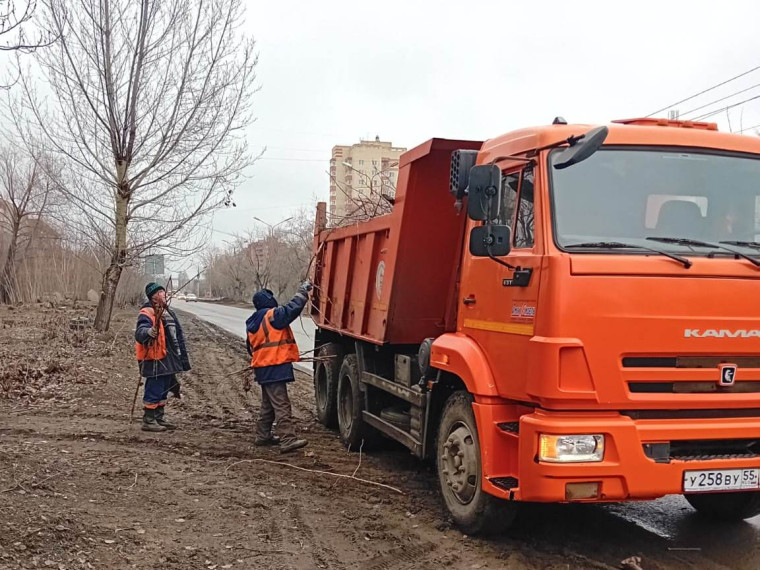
[684, 329, 760, 338]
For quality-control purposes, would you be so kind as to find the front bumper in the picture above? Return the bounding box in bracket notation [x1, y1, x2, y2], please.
[474, 404, 760, 503]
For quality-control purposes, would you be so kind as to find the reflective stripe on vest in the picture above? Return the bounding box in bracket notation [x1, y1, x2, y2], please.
[135, 307, 167, 362]
[248, 308, 300, 367]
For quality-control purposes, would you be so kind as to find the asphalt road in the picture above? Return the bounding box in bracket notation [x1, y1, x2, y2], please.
[171, 299, 315, 375]
[171, 299, 760, 566]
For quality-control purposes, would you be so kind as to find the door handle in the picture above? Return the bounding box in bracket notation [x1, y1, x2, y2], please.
[502, 267, 533, 287]
[463, 296, 476, 305]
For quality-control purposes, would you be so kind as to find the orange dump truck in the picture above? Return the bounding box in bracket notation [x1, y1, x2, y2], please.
[310, 118, 760, 533]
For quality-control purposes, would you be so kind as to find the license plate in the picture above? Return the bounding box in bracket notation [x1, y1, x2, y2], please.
[683, 468, 760, 493]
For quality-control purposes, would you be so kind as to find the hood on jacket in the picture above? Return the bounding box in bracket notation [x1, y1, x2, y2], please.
[253, 289, 278, 310]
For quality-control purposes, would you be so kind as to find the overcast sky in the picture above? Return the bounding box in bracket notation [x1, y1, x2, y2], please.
[198, 0, 760, 267]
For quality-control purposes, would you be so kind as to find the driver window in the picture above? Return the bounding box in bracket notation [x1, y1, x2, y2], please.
[514, 168, 535, 248]
[500, 171, 519, 228]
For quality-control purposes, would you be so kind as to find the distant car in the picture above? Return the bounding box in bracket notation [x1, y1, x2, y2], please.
[186, 293, 198, 302]
[175, 293, 186, 301]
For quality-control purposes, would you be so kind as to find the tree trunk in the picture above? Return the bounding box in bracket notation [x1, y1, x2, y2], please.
[94, 189, 129, 331]
[0, 220, 20, 304]
[94, 260, 123, 331]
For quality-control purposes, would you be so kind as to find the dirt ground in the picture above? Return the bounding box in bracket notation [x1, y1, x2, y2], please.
[0, 304, 736, 569]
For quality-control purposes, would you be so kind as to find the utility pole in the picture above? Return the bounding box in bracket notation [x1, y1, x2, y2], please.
[197, 265, 200, 297]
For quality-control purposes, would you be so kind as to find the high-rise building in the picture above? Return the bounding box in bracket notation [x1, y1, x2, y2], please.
[329, 136, 406, 223]
[247, 239, 270, 270]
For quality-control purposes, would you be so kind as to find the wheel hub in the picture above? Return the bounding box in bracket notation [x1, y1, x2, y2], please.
[441, 424, 478, 504]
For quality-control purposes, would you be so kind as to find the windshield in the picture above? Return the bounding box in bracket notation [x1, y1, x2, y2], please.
[549, 148, 760, 253]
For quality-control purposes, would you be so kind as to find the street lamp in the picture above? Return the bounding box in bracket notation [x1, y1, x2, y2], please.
[253, 216, 293, 235]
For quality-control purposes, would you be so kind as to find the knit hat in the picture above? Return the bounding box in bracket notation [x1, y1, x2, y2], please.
[145, 282, 165, 300]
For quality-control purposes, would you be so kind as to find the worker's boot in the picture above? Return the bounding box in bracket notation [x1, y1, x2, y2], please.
[154, 406, 176, 430]
[280, 438, 308, 454]
[254, 434, 281, 447]
[141, 408, 167, 432]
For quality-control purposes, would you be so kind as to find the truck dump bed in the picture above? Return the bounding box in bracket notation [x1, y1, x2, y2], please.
[312, 138, 482, 345]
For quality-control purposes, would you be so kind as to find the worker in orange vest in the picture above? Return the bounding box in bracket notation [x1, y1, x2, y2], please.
[135, 282, 191, 432]
[246, 281, 312, 453]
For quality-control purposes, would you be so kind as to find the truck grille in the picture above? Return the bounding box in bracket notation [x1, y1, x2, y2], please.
[623, 356, 760, 368]
[643, 439, 760, 462]
[622, 408, 760, 420]
[628, 381, 760, 394]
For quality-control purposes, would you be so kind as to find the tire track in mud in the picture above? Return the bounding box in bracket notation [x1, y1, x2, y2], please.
[184, 313, 317, 419]
[288, 501, 346, 570]
[181, 315, 260, 434]
[362, 542, 438, 570]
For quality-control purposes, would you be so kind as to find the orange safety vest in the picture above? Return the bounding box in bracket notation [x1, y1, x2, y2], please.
[135, 307, 167, 362]
[247, 308, 300, 367]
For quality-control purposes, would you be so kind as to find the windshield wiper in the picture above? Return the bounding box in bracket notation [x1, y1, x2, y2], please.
[646, 237, 760, 267]
[720, 240, 760, 250]
[565, 241, 692, 268]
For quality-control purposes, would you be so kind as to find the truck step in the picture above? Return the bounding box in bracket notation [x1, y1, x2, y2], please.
[362, 372, 426, 407]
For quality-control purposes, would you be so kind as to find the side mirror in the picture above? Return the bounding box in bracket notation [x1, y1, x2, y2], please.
[467, 164, 501, 221]
[469, 224, 511, 257]
[552, 126, 608, 170]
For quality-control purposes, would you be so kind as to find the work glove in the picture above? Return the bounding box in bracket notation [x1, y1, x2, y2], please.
[148, 326, 158, 339]
[297, 280, 313, 298]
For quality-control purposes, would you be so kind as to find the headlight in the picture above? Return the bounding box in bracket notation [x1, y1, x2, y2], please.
[538, 434, 605, 463]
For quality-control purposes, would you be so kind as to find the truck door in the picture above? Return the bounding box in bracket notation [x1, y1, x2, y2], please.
[459, 165, 543, 396]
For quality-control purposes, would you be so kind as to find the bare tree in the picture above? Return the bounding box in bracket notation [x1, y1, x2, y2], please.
[1, 1, 35, 50]
[15, 0, 258, 330]
[203, 211, 315, 302]
[328, 167, 396, 227]
[0, 1, 55, 52]
[0, 145, 58, 303]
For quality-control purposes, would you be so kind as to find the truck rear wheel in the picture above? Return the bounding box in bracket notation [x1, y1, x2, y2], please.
[685, 491, 760, 521]
[337, 355, 373, 449]
[314, 343, 343, 428]
[437, 391, 517, 535]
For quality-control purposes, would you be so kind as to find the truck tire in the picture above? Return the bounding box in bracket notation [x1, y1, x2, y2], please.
[685, 491, 760, 521]
[337, 354, 373, 449]
[437, 391, 517, 535]
[314, 343, 343, 428]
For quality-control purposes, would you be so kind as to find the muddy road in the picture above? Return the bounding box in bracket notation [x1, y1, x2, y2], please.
[1, 304, 758, 569]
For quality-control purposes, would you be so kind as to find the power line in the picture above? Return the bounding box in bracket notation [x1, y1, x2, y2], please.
[206, 226, 239, 238]
[691, 93, 760, 121]
[258, 157, 327, 163]
[646, 64, 760, 117]
[679, 81, 760, 119]
[738, 122, 760, 134]
[261, 145, 330, 153]
[232, 201, 314, 213]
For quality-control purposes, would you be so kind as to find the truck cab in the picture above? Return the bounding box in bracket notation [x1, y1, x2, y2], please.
[311, 118, 760, 534]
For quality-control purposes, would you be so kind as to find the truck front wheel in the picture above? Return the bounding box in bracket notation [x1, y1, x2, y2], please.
[685, 491, 760, 521]
[314, 343, 343, 428]
[437, 391, 517, 535]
